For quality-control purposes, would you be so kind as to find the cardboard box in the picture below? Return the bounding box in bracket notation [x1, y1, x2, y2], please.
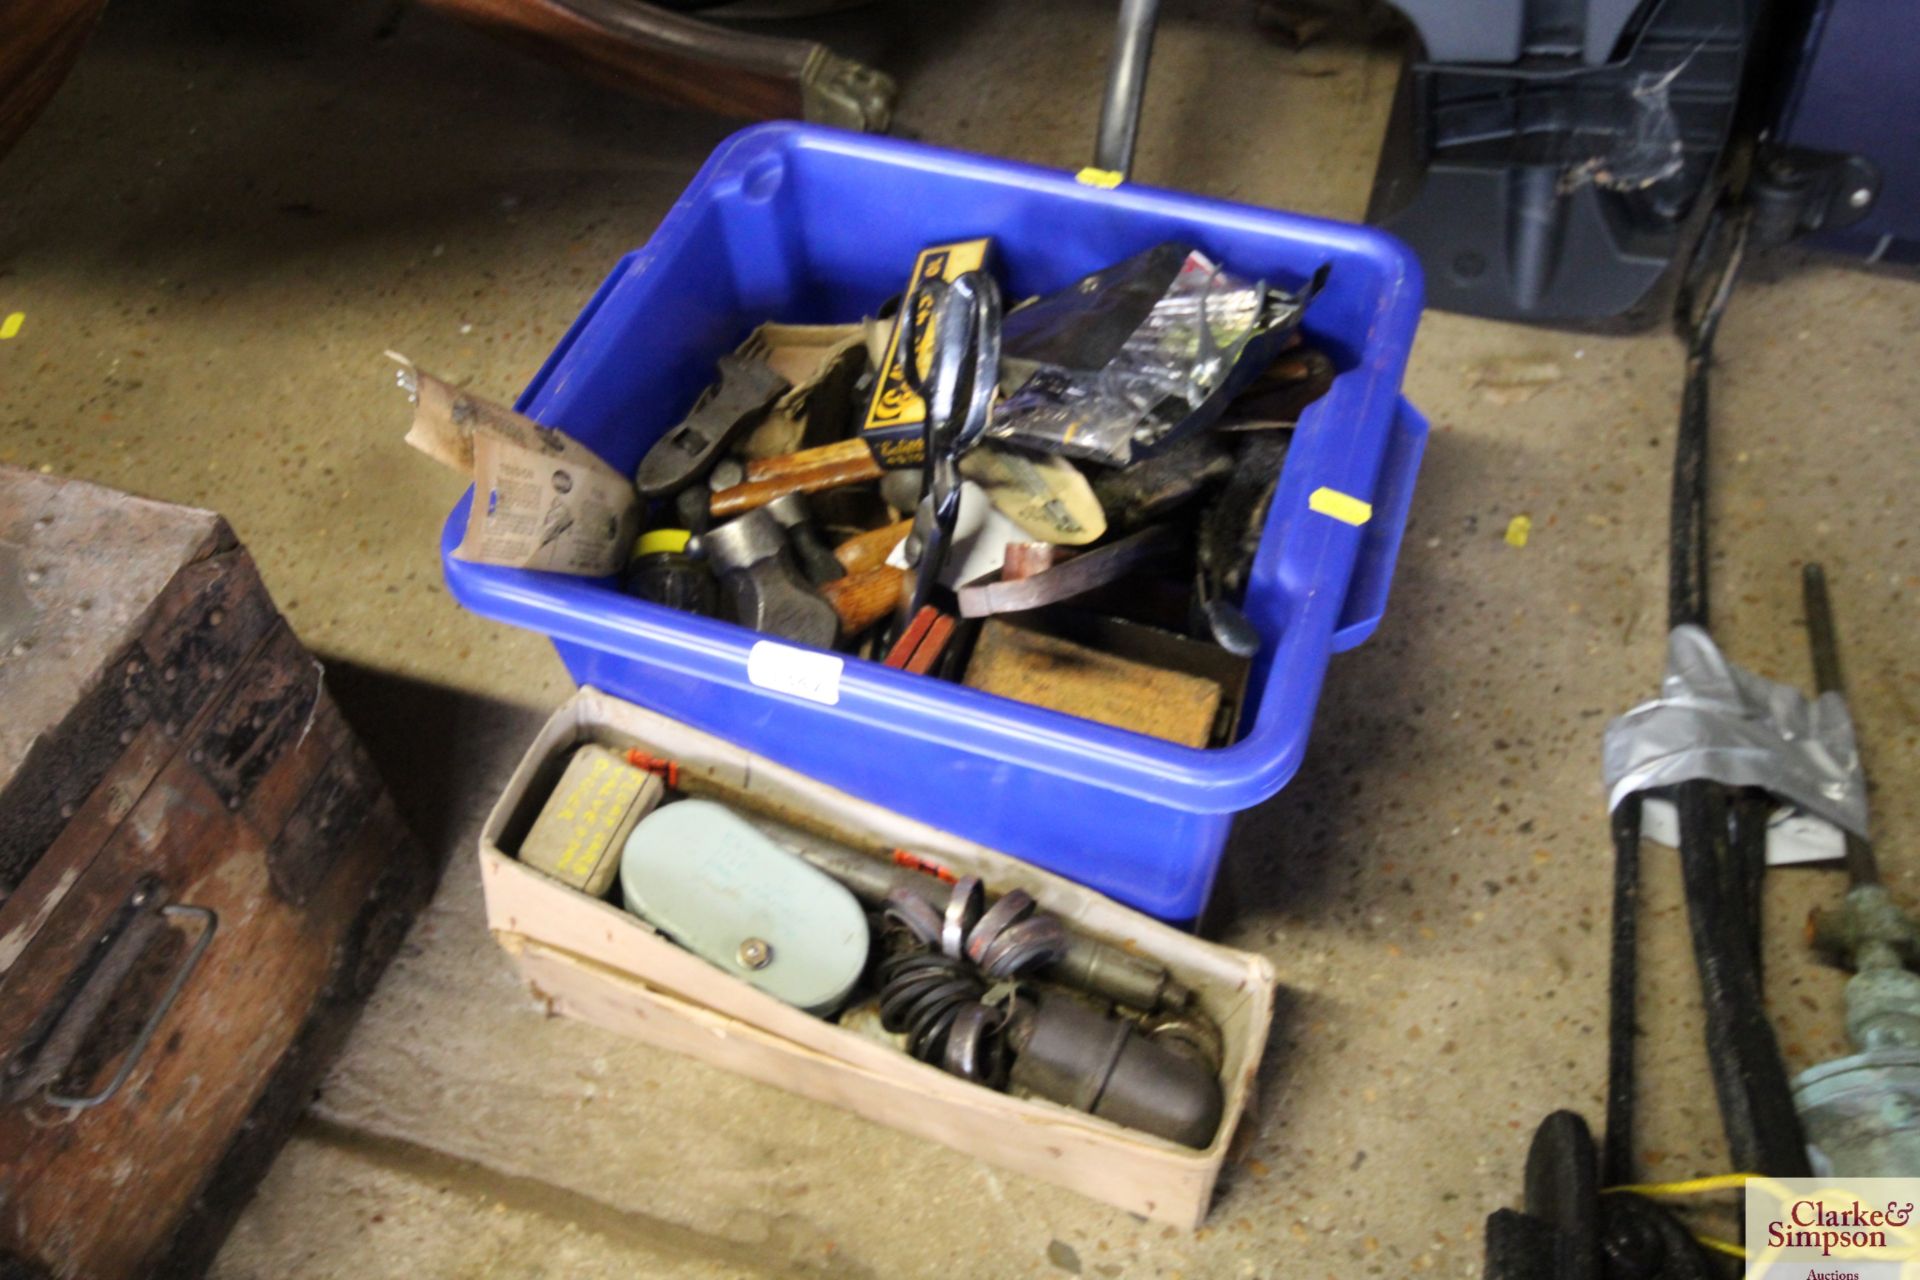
[479, 688, 1276, 1227]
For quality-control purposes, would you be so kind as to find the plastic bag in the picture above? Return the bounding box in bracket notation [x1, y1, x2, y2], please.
[987, 243, 1325, 466]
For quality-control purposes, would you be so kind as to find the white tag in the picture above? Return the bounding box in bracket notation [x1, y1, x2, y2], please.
[1765, 808, 1848, 865]
[1639, 797, 1846, 866]
[747, 641, 843, 706]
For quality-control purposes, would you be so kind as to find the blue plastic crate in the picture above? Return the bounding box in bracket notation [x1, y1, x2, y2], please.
[442, 123, 1426, 921]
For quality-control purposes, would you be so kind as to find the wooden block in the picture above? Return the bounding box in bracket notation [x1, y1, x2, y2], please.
[0, 467, 437, 1279]
[962, 620, 1222, 748]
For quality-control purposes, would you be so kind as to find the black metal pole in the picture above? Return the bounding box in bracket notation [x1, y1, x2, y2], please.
[1092, 0, 1161, 179]
[1803, 562, 1878, 888]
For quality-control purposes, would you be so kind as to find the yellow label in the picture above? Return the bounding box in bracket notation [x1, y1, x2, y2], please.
[863, 238, 992, 433]
[1308, 487, 1372, 527]
[872, 436, 925, 468]
[523, 746, 647, 889]
[636, 528, 692, 557]
[1075, 167, 1123, 189]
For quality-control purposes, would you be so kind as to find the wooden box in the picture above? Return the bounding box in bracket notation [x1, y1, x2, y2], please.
[481, 687, 1277, 1228]
[0, 468, 438, 1279]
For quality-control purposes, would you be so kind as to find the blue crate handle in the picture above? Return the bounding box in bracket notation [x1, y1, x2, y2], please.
[1332, 398, 1427, 652]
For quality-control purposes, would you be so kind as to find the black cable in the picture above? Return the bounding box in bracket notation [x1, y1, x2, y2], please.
[1727, 789, 1772, 975]
[1658, 200, 1810, 1179]
[1667, 205, 1748, 634]
[1673, 777, 1808, 1175]
[1603, 795, 1643, 1187]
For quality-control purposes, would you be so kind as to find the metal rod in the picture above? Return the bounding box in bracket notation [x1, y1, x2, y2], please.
[1603, 795, 1642, 1186]
[1092, 0, 1162, 179]
[1804, 562, 1879, 887]
[47, 905, 218, 1111]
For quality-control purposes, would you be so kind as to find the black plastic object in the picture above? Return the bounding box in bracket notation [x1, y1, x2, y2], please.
[1006, 992, 1223, 1149]
[624, 544, 721, 618]
[1370, 0, 1756, 326]
[1772, 0, 1919, 263]
[1484, 1112, 1716, 1280]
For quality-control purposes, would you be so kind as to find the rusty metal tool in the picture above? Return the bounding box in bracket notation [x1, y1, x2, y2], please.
[765, 492, 846, 585]
[955, 523, 1183, 618]
[703, 507, 838, 648]
[1794, 563, 1920, 1176]
[636, 355, 788, 497]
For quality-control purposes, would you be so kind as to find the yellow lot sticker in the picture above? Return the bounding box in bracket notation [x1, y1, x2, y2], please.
[1308, 486, 1372, 526]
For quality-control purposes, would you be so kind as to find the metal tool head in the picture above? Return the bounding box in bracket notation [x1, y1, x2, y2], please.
[704, 507, 787, 572]
[765, 492, 846, 585]
[704, 507, 839, 647]
[635, 354, 788, 498]
[764, 492, 812, 530]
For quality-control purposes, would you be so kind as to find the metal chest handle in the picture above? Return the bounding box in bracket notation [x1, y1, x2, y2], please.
[45, 903, 218, 1112]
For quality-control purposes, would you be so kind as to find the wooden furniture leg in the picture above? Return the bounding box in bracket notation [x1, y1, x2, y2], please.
[420, 0, 895, 130]
[0, 0, 110, 161]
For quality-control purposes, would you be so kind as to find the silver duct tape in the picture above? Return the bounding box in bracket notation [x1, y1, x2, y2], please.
[1602, 624, 1868, 835]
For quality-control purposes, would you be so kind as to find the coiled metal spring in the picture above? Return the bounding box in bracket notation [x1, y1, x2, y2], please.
[874, 876, 1068, 1086]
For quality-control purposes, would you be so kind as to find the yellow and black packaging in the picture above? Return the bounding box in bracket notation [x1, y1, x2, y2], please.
[861, 237, 996, 468]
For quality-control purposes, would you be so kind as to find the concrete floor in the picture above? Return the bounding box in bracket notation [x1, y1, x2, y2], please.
[4, 0, 1918, 1275]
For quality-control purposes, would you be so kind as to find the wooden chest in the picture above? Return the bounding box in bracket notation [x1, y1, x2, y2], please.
[0, 468, 438, 1279]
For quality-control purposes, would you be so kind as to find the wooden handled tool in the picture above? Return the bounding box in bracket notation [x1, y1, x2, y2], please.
[712, 439, 884, 518]
[743, 438, 873, 482]
[819, 565, 907, 636]
[833, 519, 914, 575]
